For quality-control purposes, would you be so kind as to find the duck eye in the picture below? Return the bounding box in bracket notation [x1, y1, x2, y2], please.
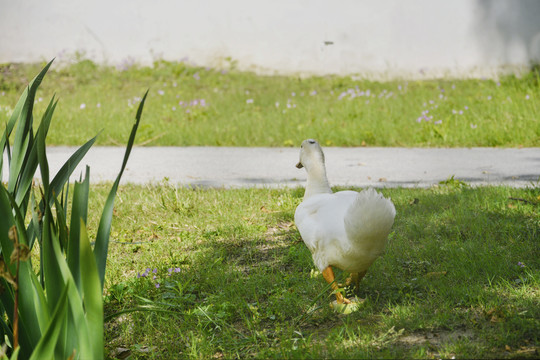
[308, 140, 316, 144]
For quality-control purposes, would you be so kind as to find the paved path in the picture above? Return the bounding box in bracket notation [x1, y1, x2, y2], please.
[5, 146, 538, 188]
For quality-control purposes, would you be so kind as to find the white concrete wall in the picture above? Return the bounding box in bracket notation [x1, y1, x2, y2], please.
[2, 0, 540, 78]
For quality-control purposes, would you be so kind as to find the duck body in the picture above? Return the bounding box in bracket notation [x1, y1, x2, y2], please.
[294, 139, 395, 304]
[295, 188, 395, 274]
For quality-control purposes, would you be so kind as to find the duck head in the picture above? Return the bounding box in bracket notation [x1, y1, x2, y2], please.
[296, 139, 325, 170]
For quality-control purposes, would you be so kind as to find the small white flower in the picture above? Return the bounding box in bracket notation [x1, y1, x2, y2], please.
[80, 103, 86, 109]
[246, 99, 254, 104]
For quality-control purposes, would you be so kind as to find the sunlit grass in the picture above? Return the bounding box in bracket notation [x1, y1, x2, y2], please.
[83, 182, 540, 359]
[1, 60, 539, 147]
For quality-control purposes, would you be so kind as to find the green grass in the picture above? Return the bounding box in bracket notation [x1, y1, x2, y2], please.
[1, 59, 540, 147]
[81, 182, 539, 359]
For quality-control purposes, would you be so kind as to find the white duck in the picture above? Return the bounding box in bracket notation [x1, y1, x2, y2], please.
[294, 139, 396, 304]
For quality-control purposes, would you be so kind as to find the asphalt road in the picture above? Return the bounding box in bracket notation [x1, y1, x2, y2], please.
[5, 146, 538, 188]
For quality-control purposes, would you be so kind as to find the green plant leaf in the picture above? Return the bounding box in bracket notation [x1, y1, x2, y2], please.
[47, 134, 98, 204]
[0, 186, 48, 357]
[94, 89, 148, 288]
[41, 207, 64, 314]
[15, 96, 57, 209]
[79, 219, 104, 359]
[53, 197, 69, 252]
[28, 281, 69, 360]
[36, 114, 50, 199]
[67, 167, 90, 293]
[6, 60, 54, 194]
[41, 204, 94, 359]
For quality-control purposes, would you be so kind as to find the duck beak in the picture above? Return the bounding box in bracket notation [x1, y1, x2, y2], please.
[296, 162, 303, 169]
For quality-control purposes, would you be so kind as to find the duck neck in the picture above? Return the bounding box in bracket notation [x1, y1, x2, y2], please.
[304, 162, 332, 198]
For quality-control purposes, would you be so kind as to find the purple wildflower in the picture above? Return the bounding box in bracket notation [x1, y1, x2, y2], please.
[517, 262, 525, 268]
[139, 268, 150, 278]
[155, 283, 160, 288]
[246, 99, 254, 104]
[193, 72, 200, 81]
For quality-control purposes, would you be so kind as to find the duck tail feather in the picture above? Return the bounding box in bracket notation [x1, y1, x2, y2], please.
[344, 188, 396, 247]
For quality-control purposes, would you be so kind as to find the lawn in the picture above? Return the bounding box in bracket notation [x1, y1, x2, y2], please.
[1, 59, 539, 147]
[1, 60, 538, 359]
[91, 182, 539, 359]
